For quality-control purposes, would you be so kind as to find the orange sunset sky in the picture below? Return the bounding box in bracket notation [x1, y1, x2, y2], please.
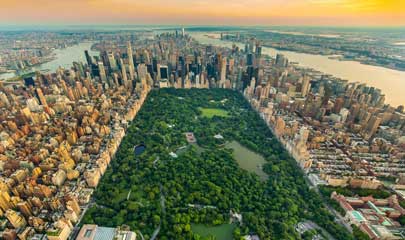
[0, 0, 404, 26]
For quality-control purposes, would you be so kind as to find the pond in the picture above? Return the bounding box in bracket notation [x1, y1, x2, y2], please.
[225, 141, 268, 180]
[191, 223, 236, 240]
[134, 144, 146, 156]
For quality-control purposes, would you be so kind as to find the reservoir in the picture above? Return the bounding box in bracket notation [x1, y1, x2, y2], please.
[225, 141, 268, 180]
[0, 42, 98, 80]
[190, 32, 405, 107]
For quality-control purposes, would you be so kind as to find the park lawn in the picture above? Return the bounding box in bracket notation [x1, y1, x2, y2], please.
[199, 107, 229, 118]
[191, 223, 236, 240]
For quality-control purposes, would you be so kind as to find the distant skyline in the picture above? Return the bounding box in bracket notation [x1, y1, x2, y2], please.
[1, 0, 405, 26]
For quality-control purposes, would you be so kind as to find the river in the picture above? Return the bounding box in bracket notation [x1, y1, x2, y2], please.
[190, 32, 405, 107]
[0, 42, 98, 80]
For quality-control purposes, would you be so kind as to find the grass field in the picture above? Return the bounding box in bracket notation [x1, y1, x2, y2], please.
[199, 107, 228, 118]
[191, 223, 236, 240]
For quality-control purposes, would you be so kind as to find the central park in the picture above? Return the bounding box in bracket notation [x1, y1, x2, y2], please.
[81, 88, 352, 240]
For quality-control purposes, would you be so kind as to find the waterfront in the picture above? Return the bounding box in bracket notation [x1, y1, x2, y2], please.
[190, 32, 405, 107]
[0, 42, 98, 80]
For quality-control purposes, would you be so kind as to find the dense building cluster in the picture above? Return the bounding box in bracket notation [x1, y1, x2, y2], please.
[0, 30, 404, 239]
[0, 38, 150, 239]
[220, 30, 405, 71]
[249, 64, 405, 189]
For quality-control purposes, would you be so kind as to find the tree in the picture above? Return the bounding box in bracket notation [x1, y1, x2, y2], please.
[82, 89, 353, 239]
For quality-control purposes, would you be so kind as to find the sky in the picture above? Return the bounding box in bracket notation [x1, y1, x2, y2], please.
[0, 0, 404, 26]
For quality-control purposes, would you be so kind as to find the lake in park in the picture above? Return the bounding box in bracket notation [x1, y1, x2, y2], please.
[190, 142, 266, 238]
[225, 141, 268, 180]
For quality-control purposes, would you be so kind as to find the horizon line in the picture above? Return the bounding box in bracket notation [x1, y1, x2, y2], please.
[0, 23, 404, 29]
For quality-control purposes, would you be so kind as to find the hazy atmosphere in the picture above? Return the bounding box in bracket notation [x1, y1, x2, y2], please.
[1, 0, 404, 26]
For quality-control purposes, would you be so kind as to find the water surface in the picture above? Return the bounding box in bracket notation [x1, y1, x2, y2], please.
[134, 144, 146, 156]
[226, 141, 268, 180]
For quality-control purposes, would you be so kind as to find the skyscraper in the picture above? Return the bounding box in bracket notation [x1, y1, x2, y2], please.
[85, 50, 93, 68]
[120, 58, 128, 87]
[108, 52, 117, 71]
[220, 57, 227, 85]
[247, 53, 254, 66]
[100, 50, 111, 74]
[35, 88, 48, 107]
[98, 62, 107, 83]
[364, 116, 382, 139]
[301, 75, 311, 97]
[127, 41, 135, 80]
[333, 97, 344, 114]
[275, 54, 288, 67]
[158, 65, 169, 80]
[255, 41, 262, 57]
